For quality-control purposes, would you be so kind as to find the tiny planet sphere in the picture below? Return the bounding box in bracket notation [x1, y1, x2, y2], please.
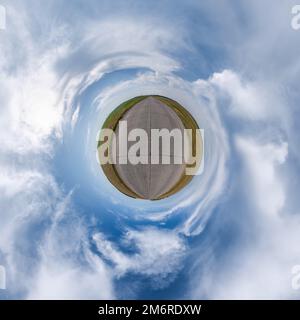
[97, 95, 202, 200]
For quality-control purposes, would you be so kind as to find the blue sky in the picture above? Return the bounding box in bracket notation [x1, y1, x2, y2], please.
[0, 0, 300, 299]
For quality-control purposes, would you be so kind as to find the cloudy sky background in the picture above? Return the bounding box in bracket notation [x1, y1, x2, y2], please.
[0, 0, 300, 299]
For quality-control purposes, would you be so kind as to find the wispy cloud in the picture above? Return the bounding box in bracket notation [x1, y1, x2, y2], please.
[93, 228, 186, 289]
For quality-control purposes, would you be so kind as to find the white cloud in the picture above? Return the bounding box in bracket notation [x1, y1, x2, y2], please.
[210, 70, 282, 120]
[0, 4, 116, 299]
[236, 136, 288, 218]
[27, 249, 114, 300]
[209, 137, 297, 299]
[93, 228, 186, 288]
[0, 168, 60, 254]
[0, 164, 115, 299]
[189, 134, 299, 299]
[190, 67, 300, 299]
[204, 211, 300, 300]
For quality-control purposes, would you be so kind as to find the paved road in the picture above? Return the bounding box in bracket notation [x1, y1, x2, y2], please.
[114, 96, 186, 199]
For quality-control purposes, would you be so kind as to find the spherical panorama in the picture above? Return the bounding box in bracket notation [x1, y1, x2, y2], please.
[97, 95, 203, 200]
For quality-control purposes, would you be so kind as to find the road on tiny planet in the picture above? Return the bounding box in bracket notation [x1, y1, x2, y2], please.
[97, 95, 202, 200]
